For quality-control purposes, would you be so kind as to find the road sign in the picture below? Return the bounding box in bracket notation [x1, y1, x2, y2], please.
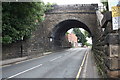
[112, 6, 120, 17]
[112, 6, 120, 30]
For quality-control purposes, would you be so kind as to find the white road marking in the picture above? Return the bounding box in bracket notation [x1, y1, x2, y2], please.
[75, 49, 89, 80]
[82, 50, 89, 78]
[50, 56, 62, 61]
[8, 64, 42, 78]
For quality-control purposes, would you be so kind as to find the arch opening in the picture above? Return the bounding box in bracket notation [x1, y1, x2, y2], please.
[51, 19, 92, 48]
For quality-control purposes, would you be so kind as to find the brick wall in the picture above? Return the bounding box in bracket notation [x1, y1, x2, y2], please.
[66, 33, 78, 47]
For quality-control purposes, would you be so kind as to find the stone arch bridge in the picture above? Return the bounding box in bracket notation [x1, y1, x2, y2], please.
[3, 4, 102, 57]
[38, 4, 101, 49]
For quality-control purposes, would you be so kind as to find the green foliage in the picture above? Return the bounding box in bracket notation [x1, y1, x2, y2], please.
[100, 0, 109, 11]
[73, 28, 87, 46]
[2, 35, 12, 44]
[85, 42, 92, 46]
[84, 30, 91, 38]
[45, 2, 55, 11]
[2, 2, 52, 44]
[65, 32, 69, 35]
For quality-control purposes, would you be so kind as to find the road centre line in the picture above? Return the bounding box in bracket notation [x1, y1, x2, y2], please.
[8, 64, 43, 78]
[50, 56, 62, 61]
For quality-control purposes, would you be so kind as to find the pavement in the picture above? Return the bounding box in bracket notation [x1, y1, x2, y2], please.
[1, 48, 99, 79]
[0, 52, 52, 66]
[80, 49, 99, 78]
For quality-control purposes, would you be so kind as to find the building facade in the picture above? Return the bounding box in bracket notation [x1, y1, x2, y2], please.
[66, 33, 78, 47]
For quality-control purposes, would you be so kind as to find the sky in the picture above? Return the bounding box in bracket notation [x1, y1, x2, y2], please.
[42, 0, 102, 6]
[108, 0, 120, 11]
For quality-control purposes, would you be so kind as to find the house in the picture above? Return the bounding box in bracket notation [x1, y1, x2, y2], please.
[66, 33, 78, 47]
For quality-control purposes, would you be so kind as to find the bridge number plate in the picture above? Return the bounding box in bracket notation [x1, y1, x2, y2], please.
[112, 6, 120, 30]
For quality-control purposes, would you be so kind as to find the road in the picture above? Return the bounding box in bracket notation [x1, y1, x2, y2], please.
[2, 48, 90, 79]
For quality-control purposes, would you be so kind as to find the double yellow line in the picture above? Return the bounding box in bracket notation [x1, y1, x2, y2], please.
[75, 50, 88, 80]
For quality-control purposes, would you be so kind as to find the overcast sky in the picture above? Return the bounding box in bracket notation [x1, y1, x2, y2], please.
[42, 0, 102, 6]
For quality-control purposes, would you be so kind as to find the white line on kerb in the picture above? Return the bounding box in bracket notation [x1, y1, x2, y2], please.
[82, 51, 89, 78]
[8, 64, 42, 78]
[50, 56, 62, 61]
[75, 49, 88, 80]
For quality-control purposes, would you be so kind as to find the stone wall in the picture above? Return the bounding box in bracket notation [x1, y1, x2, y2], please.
[2, 40, 29, 60]
[2, 23, 51, 60]
[48, 4, 98, 13]
[93, 11, 120, 78]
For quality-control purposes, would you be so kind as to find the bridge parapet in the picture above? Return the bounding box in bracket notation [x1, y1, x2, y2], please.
[47, 4, 98, 13]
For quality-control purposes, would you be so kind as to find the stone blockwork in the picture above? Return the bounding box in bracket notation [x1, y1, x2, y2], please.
[2, 40, 29, 60]
[48, 4, 98, 13]
[44, 4, 101, 48]
[93, 11, 120, 78]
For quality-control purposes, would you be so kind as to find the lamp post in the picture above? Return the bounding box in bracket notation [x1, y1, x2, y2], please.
[21, 36, 23, 57]
[49, 37, 53, 49]
[50, 37, 53, 42]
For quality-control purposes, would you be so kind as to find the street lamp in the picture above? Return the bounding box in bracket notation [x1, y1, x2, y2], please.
[48, 36, 53, 50]
[50, 37, 53, 42]
[21, 36, 23, 57]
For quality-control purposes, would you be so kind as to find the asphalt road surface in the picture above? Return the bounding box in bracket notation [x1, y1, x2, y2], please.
[2, 48, 90, 78]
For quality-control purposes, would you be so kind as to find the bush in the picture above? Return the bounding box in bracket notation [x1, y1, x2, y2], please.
[2, 2, 52, 44]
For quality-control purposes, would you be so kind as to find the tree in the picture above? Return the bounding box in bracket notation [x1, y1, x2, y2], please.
[100, 0, 109, 11]
[45, 2, 56, 12]
[65, 32, 69, 35]
[85, 42, 92, 46]
[2, 2, 52, 44]
[73, 28, 87, 46]
[84, 30, 91, 38]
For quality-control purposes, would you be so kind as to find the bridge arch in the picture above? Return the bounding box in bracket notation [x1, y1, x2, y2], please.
[50, 19, 92, 48]
[41, 4, 101, 49]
